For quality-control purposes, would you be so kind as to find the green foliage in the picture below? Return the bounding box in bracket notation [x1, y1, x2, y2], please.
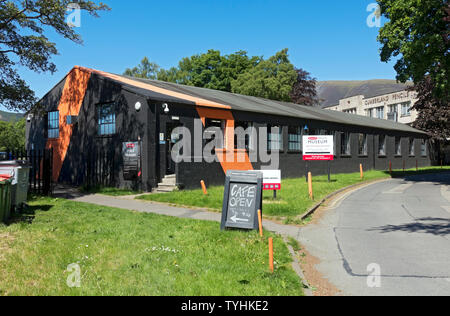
[0, 0, 110, 112]
[124, 49, 317, 104]
[0, 118, 25, 150]
[377, 0, 449, 96]
[231, 49, 298, 102]
[124, 57, 160, 79]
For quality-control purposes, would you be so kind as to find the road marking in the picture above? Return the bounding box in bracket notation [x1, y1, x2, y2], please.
[441, 206, 450, 214]
[382, 183, 413, 194]
[441, 185, 450, 203]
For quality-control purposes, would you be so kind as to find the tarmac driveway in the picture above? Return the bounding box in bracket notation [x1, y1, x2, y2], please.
[298, 173, 450, 296]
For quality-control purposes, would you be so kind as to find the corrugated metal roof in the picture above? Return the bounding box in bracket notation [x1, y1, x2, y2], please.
[101, 72, 424, 135]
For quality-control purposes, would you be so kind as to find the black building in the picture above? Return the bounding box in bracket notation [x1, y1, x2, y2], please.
[26, 66, 432, 191]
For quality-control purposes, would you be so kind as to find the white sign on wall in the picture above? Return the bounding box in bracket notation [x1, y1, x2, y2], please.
[303, 136, 334, 161]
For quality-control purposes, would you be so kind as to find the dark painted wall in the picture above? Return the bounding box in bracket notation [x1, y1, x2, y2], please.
[27, 74, 432, 192]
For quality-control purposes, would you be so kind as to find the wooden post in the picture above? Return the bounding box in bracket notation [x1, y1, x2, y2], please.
[360, 164, 364, 180]
[308, 172, 313, 200]
[403, 160, 406, 172]
[269, 237, 274, 273]
[416, 160, 418, 171]
[201, 180, 208, 195]
[258, 210, 263, 238]
[389, 161, 392, 175]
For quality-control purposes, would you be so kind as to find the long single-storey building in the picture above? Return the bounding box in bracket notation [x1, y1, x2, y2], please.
[26, 66, 433, 191]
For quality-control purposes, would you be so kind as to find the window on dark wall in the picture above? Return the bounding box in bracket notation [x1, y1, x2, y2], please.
[340, 132, 351, 156]
[288, 126, 302, 151]
[97, 103, 116, 136]
[378, 135, 386, 156]
[267, 125, 283, 151]
[358, 134, 367, 156]
[409, 138, 415, 156]
[234, 121, 253, 150]
[421, 139, 427, 156]
[395, 137, 402, 156]
[204, 118, 225, 148]
[47, 111, 59, 139]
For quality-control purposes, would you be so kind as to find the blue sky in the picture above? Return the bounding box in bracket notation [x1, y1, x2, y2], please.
[8, 0, 395, 112]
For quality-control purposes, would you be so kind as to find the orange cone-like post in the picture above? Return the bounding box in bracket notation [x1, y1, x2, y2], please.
[201, 180, 208, 195]
[269, 237, 274, 273]
[308, 172, 314, 200]
[258, 209, 263, 237]
[360, 164, 364, 180]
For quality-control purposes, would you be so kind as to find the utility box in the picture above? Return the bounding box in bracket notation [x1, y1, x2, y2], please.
[0, 160, 31, 210]
[0, 175, 12, 223]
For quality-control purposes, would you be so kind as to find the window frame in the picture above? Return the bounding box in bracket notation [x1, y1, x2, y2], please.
[97, 102, 117, 137]
[267, 125, 283, 152]
[409, 138, 416, 156]
[378, 135, 386, 156]
[358, 133, 368, 156]
[288, 126, 302, 152]
[340, 132, 351, 156]
[421, 139, 427, 157]
[47, 111, 60, 139]
[395, 136, 402, 156]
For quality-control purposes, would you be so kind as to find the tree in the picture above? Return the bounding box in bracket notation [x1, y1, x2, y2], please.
[411, 77, 450, 140]
[231, 49, 297, 102]
[124, 57, 160, 79]
[0, 119, 25, 150]
[0, 0, 110, 112]
[290, 68, 318, 106]
[377, 0, 449, 97]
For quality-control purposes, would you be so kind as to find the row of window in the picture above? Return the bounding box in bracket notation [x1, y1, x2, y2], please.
[353, 133, 427, 157]
[366, 102, 412, 119]
[47, 104, 115, 139]
[46, 108, 427, 158]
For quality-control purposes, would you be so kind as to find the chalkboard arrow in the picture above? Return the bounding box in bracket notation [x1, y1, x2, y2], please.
[230, 215, 249, 223]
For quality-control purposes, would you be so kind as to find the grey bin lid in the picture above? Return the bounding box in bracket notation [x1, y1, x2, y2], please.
[0, 160, 31, 167]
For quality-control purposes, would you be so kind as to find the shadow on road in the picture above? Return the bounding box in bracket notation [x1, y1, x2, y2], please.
[368, 218, 450, 236]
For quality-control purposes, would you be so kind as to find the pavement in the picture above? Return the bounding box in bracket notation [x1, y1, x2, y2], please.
[298, 172, 450, 296]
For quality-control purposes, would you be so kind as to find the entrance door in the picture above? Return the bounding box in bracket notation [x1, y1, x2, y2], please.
[165, 122, 182, 175]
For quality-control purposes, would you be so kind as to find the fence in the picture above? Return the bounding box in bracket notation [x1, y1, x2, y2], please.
[84, 150, 116, 189]
[5, 149, 53, 196]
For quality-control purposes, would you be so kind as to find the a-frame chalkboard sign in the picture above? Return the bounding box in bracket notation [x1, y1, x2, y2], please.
[221, 170, 263, 230]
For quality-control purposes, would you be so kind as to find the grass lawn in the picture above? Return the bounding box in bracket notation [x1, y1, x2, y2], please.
[0, 197, 303, 296]
[137, 167, 450, 220]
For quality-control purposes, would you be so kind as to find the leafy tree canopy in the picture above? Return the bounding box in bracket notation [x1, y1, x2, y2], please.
[377, 0, 449, 96]
[0, 119, 25, 150]
[0, 0, 110, 112]
[126, 49, 316, 105]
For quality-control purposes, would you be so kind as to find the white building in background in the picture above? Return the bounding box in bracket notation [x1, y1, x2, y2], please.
[326, 90, 418, 125]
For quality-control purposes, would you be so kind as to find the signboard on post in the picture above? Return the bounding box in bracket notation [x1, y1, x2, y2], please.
[303, 136, 334, 161]
[261, 170, 281, 191]
[221, 170, 263, 231]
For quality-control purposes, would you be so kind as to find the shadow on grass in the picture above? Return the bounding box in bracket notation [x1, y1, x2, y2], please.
[7, 204, 53, 225]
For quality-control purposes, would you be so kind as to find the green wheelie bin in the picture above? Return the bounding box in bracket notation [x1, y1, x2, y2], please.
[0, 175, 12, 223]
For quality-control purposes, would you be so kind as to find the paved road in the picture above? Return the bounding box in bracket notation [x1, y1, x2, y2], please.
[298, 173, 450, 296]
